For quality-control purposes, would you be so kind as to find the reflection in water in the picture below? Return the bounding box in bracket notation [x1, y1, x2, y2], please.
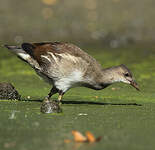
[9, 110, 20, 119]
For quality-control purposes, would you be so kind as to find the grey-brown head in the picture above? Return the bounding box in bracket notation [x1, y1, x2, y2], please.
[103, 64, 139, 91]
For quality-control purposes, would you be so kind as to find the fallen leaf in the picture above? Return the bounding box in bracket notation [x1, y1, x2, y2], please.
[85, 131, 96, 143]
[71, 130, 102, 143]
[72, 130, 87, 142]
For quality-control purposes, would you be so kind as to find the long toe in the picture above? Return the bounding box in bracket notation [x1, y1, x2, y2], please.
[40, 100, 62, 113]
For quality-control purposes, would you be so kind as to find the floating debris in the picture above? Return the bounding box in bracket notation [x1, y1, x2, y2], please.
[27, 96, 31, 99]
[64, 130, 102, 143]
[78, 113, 88, 116]
[94, 96, 98, 99]
[72, 130, 87, 142]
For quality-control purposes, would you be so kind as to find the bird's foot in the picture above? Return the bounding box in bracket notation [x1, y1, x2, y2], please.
[43, 96, 49, 102]
[58, 100, 62, 106]
[40, 99, 62, 114]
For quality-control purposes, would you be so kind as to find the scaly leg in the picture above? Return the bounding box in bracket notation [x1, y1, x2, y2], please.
[43, 86, 58, 102]
[58, 91, 64, 105]
[41, 87, 62, 113]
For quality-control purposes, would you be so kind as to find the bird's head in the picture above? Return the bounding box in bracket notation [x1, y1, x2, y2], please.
[102, 64, 139, 91]
[111, 64, 139, 91]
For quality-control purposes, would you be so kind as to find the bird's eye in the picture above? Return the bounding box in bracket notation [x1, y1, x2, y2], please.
[124, 73, 129, 77]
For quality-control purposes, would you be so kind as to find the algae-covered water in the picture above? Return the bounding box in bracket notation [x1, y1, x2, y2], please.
[0, 44, 155, 150]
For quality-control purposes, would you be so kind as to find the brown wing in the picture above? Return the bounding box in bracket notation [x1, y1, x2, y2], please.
[22, 42, 62, 64]
[21, 42, 103, 81]
[21, 42, 98, 65]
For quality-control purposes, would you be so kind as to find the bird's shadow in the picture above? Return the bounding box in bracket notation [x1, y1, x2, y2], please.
[21, 99, 142, 106]
[62, 100, 142, 106]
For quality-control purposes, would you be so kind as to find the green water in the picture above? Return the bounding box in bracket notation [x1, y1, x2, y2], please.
[0, 44, 155, 150]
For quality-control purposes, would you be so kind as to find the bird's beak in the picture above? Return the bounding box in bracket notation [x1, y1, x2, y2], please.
[130, 80, 140, 91]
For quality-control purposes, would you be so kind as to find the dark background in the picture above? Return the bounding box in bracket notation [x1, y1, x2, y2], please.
[1, 0, 155, 47]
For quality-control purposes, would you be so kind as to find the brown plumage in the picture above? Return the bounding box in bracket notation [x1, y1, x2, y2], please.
[5, 42, 139, 113]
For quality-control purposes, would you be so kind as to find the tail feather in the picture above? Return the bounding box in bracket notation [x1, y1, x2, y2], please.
[21, 43, 35, 58]
[4, 44, 30, 60]
[5, 44, 40, 70]
[4, 45, 21, 50]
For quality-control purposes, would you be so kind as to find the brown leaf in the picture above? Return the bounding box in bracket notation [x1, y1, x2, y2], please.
[72, 130, 87, 142]
[85, 131, 96, 143]
[71, 130, 102, 143]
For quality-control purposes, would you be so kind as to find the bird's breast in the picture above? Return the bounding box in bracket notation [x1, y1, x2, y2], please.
[54, 70, 84, 92]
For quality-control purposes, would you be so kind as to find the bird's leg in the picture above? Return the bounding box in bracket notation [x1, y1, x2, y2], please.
[58, 91, 64, 105]
[41, 87, 62, 113]
[43, 87, 58, 102]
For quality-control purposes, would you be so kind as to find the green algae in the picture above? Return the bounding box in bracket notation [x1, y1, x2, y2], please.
[0, 44, 155, 150]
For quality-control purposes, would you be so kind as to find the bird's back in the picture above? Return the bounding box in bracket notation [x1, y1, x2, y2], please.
[21, 42, 102, 78]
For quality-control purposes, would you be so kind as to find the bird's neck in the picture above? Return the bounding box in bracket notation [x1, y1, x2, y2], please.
[100, 66, 119, 85]
[83, 66, 120, 90]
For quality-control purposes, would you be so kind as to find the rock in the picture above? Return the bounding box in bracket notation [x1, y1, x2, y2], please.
[0, 82, 21, 100]
[40, 100, 62, 113]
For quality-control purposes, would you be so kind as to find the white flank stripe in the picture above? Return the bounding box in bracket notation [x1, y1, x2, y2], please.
[41, 55, 51, 62]
[56, 53, 77, 63]
[48, 52, 58, 63]
[55, 70, 83, 92]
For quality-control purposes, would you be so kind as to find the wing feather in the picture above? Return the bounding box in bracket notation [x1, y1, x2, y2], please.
[21, 42, 103, 80]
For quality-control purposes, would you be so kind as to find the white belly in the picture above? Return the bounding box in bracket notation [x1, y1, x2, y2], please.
[54, 70, 83, 92]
